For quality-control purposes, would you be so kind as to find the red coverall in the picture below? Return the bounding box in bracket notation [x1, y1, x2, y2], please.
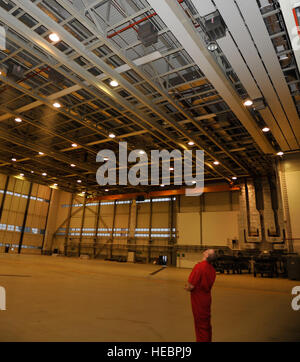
[188, 260, 216, 342]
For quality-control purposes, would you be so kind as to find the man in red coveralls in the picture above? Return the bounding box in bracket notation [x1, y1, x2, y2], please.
[185, 249, 216, 342]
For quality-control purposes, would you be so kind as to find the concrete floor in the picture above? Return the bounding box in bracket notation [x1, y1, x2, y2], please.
[0, 254, 299, 342]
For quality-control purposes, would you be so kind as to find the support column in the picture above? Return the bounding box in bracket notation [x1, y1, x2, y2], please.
[0, 175, 9, 222]
[18, 182, 33, 254]
[147, 198, 153, 264]
[41, 188, 53, 254]
[78, 194, 87, 257]
[93, 201, 101, 258]
[109, 201, 117, 259]
[64, 193, 74, 256]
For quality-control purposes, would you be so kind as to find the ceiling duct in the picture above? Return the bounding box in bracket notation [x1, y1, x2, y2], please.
[165, 70, 201, 88]
[204, 11, 226, 41]
[137, 22, 158, 47]
[48, 68, 65, 85]
[7, 63, 24, 82]
[252, 98, 266, 111]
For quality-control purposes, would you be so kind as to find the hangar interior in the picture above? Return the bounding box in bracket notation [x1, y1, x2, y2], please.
[1, 0, 300, 343]
[0, 0, 299, 267]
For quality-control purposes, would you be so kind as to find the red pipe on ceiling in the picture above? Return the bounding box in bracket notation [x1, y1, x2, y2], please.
[107, 0, 185, 39]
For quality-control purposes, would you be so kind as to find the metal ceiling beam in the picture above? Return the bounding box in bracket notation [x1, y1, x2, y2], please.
[56, 0, 253, 174]
[236, 0, 300, 147]
[0, 21, 175, 151]
[149, 0, 274, 155]
[0, 5, 194, 153]
[0, 2, 232, 181]
[213, 0, 299, 150]
[216, 32, 289, 151]
[0, 126, 97, 174]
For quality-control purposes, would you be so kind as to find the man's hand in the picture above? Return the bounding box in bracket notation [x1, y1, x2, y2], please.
[184, 283, 195, 292]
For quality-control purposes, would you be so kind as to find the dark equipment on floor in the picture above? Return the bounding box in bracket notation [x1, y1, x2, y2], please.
[213, 255, 251, 274]
[253, 254, 278, 278]
[287, 256, 300, 280]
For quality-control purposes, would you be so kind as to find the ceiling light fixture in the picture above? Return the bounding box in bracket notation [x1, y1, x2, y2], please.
[232, 176, 237, 180]
[262, 127, 270, 133]
[77, 180, 82, 183]
[72, 143, 78, 148]
[277, 151, 284, 156]
[188, 141, 195, 146]
[110, 80, 119, 87]
[39, 152, 44, 155]
[20, 173, 24, 177]
[49, 33, 60, 42]
[11, 158, 17, 162]
[243, 99, 253, 107]
[53, 102, 61, 108]
[109, 133, 116, 139]
[71, 164, 76, 167]
[207, 41, 218, 52]
[213, 161, 220, 165]
[15, 117, 22, 123]
[42, 172, 47, 176]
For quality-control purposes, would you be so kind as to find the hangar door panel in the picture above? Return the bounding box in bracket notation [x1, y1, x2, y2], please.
[177, 212, 201, 245]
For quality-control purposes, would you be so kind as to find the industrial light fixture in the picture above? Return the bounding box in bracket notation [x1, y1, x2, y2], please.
[38, 152, 44, 155]
[31, 170, 34, 174]
[207, 41, 218, 52]
[77, 180, 82, 183]
[262, 127, 270, 133]
[11, 158, 17, 162]
[277, 151, 284, 156]
[139, 150, 146, 155]
[53, 102, 61, 108]
[232, 176, 237, 180]
[42, 172, 47, 176]
[70, 164, 76, 167]
[49, 33, 60, 42]
[213, 161, 220, 165]
[54, 183, 58, 186]
[188, 141, 195, 146]
[109, 133, 116, 139]
[243, 99, 253, 107]
[15, 117, 22, 123]
[160, 184, 165, 187]
[20, 173, 24, 177]
[105, 189, 109, 192]
[110, 80, 119, 87]
[72, 143, 78, 148]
